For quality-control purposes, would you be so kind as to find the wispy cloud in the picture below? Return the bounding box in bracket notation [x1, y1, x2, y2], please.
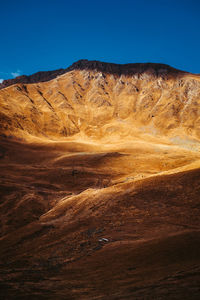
[0, 79, 4, 83]
[11, 70, 21, 78]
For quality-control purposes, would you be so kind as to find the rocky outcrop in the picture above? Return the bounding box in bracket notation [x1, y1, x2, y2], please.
[67, 59, 188, 77]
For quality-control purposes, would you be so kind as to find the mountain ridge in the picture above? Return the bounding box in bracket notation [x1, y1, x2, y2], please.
[0, 59, 194, 90]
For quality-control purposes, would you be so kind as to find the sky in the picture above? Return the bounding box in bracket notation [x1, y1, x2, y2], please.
[0, 0, 200, 81]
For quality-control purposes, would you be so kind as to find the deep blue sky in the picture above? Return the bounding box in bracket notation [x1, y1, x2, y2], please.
[0, 0, 200, 81]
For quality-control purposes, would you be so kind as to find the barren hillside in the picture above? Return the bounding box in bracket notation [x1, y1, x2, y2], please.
[0, 60, 200, 299]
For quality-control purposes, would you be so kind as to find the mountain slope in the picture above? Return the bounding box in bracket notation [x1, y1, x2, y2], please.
[0, 60, 200, 143]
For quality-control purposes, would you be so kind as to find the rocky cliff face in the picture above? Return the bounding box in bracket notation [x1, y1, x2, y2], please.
[0, 60, 200, 141]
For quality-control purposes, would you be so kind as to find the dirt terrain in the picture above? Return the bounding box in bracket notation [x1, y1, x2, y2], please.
[0, 61, 200, 299]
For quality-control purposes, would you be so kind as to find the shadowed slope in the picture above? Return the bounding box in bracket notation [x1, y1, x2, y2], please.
[1, 147, 200, 298]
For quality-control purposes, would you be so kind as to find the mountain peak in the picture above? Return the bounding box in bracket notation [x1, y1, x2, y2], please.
[67, 59, 186, 76]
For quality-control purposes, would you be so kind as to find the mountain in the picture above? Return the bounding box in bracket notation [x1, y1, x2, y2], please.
[0, 60, 200, 299]
[0, 60, 200, 142]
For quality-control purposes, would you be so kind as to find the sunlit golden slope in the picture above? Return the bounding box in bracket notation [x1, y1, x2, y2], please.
[0, 60, 200, 143]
